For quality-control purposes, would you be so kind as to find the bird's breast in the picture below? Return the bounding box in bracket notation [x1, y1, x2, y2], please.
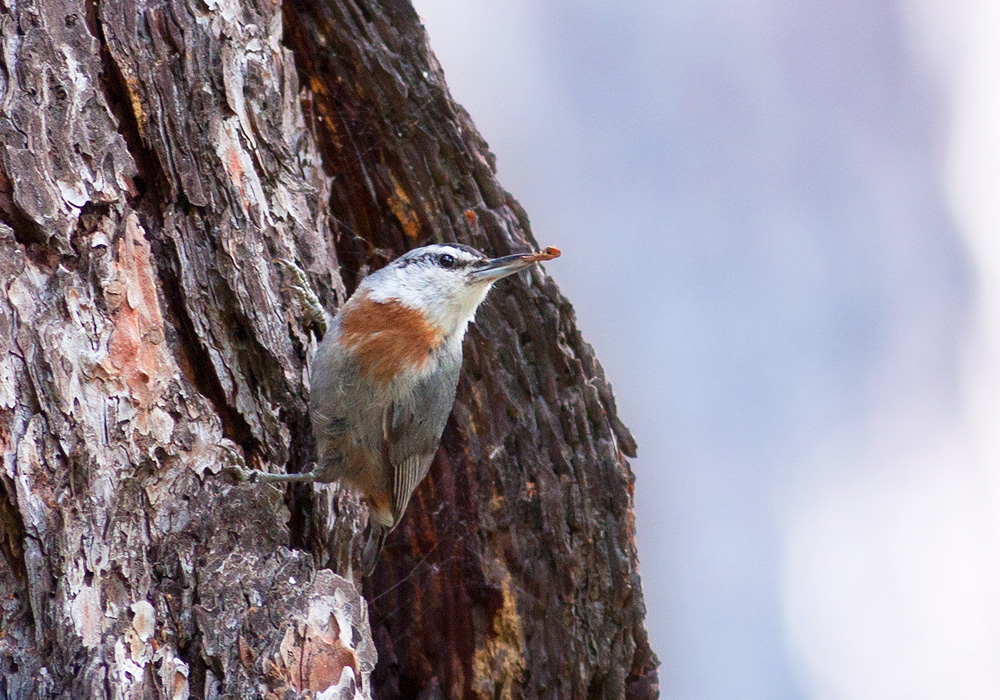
[338, 292, 446, 385]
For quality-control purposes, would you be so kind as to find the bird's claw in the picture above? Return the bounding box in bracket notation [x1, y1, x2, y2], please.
[221, 465, 259, 483]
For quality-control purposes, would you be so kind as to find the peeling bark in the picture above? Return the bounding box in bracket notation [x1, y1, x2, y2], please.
[0, 0, 657, 698]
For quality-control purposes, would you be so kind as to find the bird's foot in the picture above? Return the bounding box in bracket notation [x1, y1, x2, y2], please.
[225, 466, 320, 484]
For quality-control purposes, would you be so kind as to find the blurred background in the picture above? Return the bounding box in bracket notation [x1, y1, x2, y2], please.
[409, 1, 1000, 698]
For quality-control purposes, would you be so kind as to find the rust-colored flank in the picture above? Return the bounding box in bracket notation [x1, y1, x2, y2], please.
[339, 292, 444, 384]
[522, 246, 561, 263]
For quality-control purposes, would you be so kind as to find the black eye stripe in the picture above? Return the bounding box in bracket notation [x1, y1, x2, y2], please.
[395, 247, 484, 269]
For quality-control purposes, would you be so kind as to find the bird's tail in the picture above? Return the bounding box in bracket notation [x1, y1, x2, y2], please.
[361, 522, 389, 576]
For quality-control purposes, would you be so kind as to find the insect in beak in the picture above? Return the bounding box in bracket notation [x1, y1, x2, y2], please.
[469, 247, 561, 284]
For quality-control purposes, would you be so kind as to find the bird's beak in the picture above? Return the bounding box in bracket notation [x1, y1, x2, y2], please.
[469, 247, 561, 284]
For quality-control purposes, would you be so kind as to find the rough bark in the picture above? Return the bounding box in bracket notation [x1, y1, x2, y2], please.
[0, 0, 658, 698]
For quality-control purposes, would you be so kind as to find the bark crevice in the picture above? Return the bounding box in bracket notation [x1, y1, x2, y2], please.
[0, 170, 49, 254]
[147, 230, 262, 461]
[89, 0, 163, 199]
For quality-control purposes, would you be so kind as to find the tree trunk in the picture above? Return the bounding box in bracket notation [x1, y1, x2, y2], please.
[0, 0, 658, 698]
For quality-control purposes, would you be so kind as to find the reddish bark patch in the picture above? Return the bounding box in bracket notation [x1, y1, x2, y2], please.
[105, 214, 169, 409]
[299, 635, 358, 692]
[339, 292, 444, 385]
[386, 170, 421, 239]
[272, 595, 363, 697]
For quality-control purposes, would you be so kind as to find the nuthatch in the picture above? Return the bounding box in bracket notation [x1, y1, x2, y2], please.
[260, 243, 560, 575]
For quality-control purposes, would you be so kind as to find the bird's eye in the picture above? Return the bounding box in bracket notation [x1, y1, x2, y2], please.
[438, 253, 456, 268]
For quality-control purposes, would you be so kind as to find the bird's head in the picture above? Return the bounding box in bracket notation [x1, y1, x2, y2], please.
[360, 243, 561, 337]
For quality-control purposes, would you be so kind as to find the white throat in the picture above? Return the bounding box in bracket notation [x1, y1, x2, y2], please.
[363, 267, 494, 339]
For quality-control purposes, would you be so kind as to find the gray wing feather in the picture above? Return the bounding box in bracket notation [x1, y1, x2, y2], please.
[391, 454, 435, 521]
[384, 352, 462, 525]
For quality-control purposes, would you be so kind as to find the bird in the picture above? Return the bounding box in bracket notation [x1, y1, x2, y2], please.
[256, 242, 560, 575]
